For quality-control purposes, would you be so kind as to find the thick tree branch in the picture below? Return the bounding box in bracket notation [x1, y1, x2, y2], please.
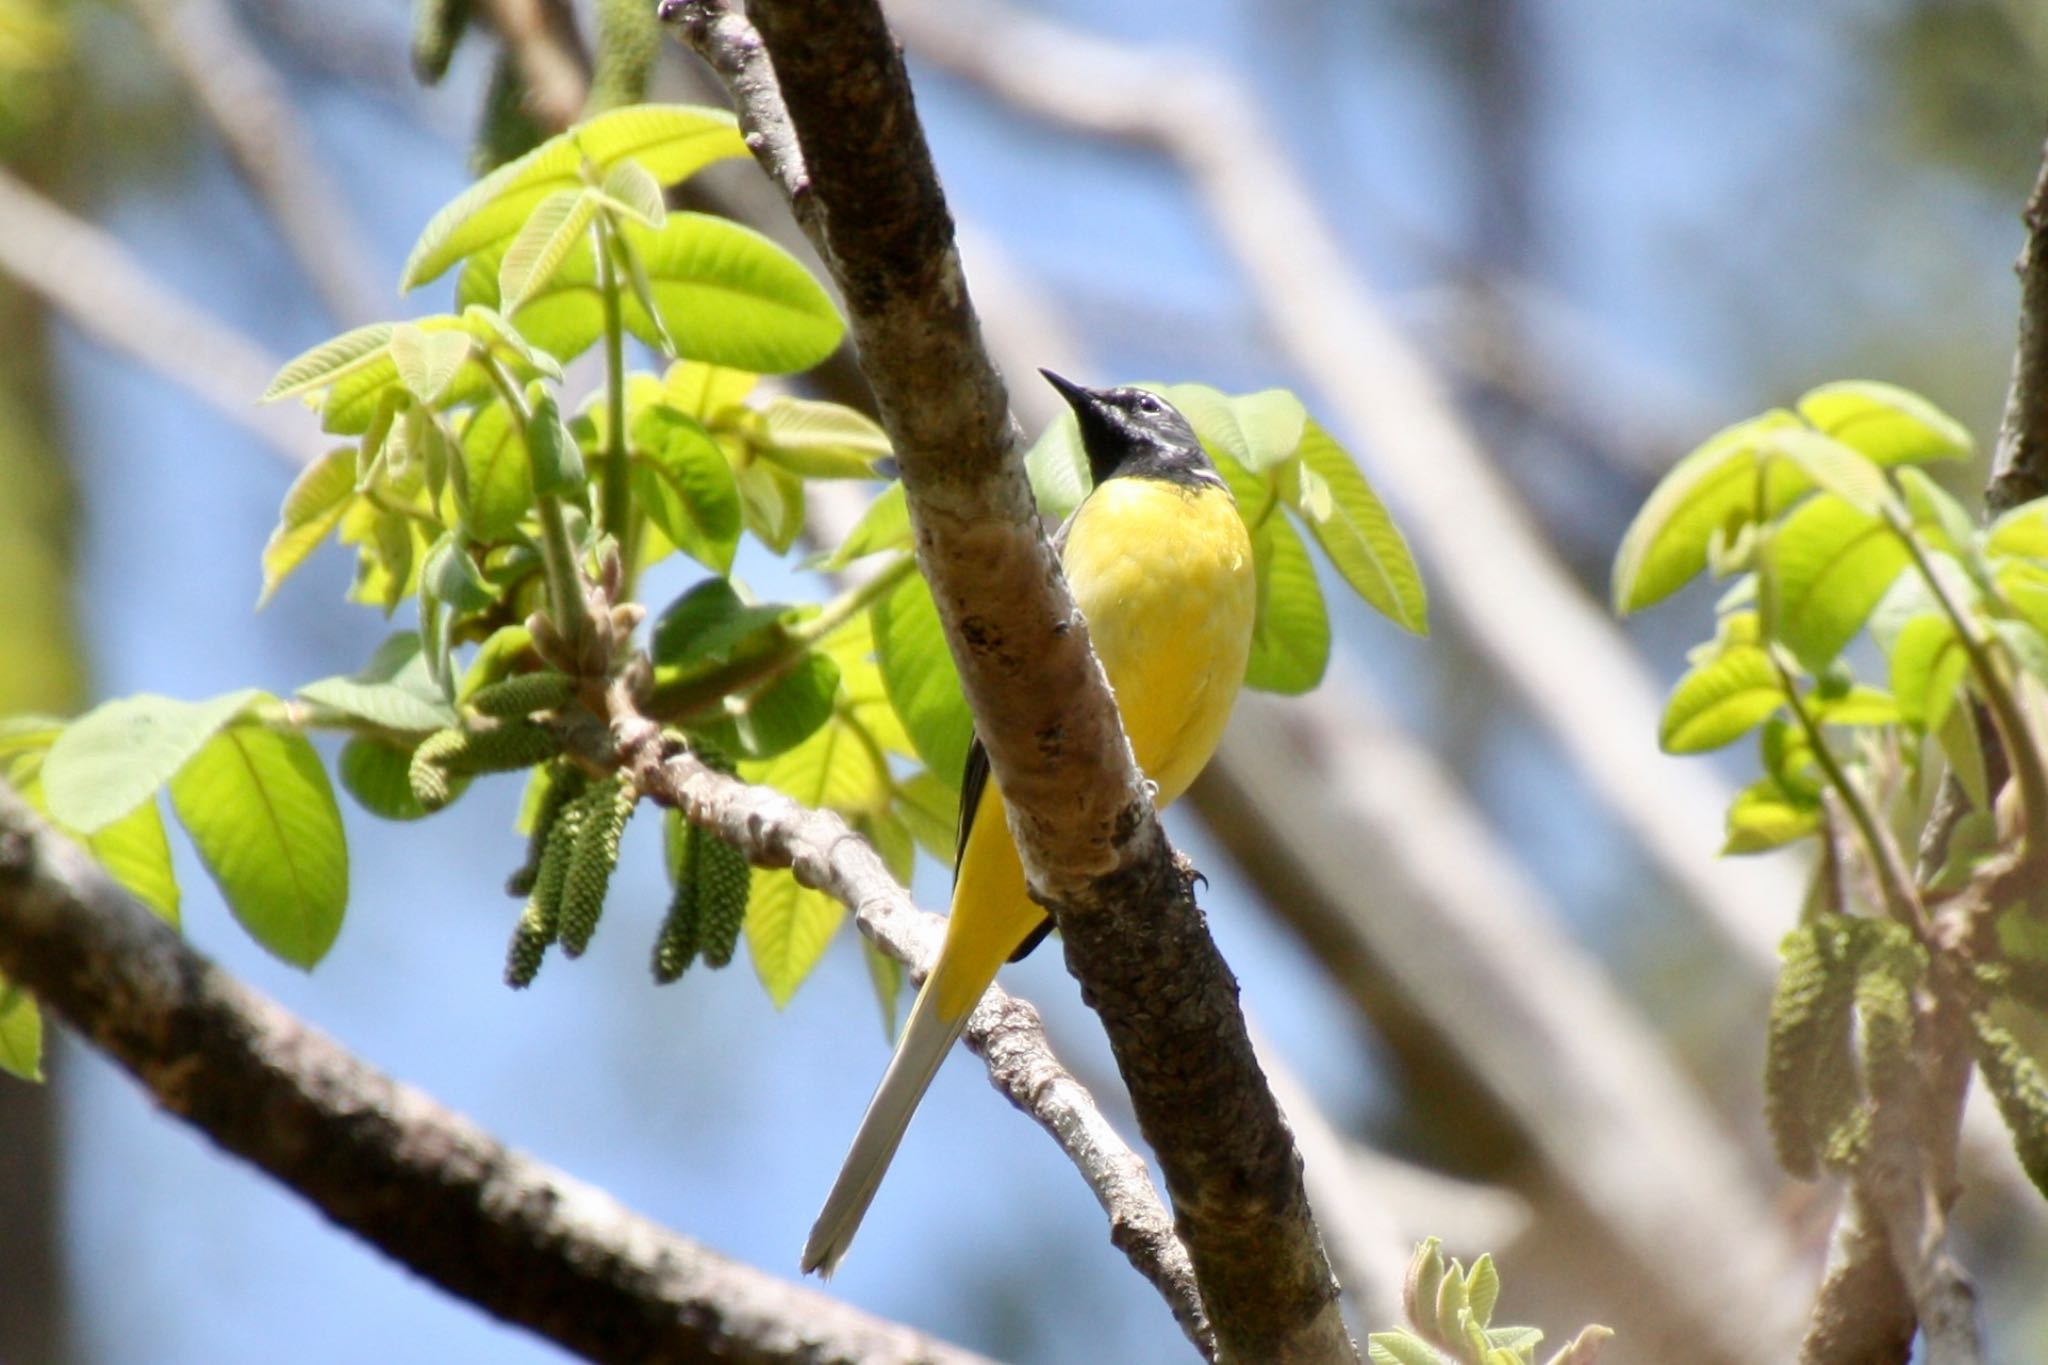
[1990, 137, 2048, 515]
[0, 786, 991, 1365]
[666, 5, 1353, 1359]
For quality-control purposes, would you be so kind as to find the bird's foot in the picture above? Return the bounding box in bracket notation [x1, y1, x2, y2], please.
[1173, 848, 1209, 897]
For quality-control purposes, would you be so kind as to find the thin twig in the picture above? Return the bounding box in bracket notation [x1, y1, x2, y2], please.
[472, 0, 590, 130]
[0, 786, 995, 1365]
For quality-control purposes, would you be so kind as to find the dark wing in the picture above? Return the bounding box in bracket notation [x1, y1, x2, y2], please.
[962, 504, 1083, 964]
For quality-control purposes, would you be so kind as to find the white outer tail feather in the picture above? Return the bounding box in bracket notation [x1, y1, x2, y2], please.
[801, 977, 972, 1276]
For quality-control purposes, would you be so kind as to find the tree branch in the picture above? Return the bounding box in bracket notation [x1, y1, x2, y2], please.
[1990, 136, 2048, 516]
[127, 0, 381, 326]
[666, 4, 1354, 1358]
[0, 785, 993, 1365]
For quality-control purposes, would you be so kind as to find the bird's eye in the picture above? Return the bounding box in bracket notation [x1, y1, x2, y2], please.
[1134, 394, 1161, 414]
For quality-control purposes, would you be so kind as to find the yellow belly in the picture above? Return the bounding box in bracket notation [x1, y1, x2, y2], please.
[933, 479, 1255, 1018]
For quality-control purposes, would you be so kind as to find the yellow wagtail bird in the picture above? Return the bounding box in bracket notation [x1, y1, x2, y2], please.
[802, 370, 1257, 1275]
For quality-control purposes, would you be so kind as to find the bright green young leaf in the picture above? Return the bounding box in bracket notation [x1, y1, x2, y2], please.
[2000, 561, 2048, 643]
[1613, 410, 1808, 613]
[1795, 381, 1973, 467]
[9, 747, 181, 923]
[1724, 776, 1823, 854]
[1896, 466, 1978, 559]
[598, 157, 668, 228]
[461, 213, 843, 373]
[309, 313, 544, 436]
[1245, 512, 1330, 694]
[461, 305, 563, 381]
[422, 534, 494, 613]
[260, 446, 358, 605]
[1757, 426, 1896, 518]
[735, 457, 807, 552]
[298, 632, 458, 733]
[1760, 715, 1823, 801]
[753, 397, 891, 479]
[459, 401, 534, 541]
[498, 188, 598, 313]
[338, 736, 436, 821]
[818, 484, 910, 572]
[1660, 645, 1782, 753]
[1889, 614, 1966, 732]
[662, 360, 756, 418]
[693, 651, 842, 761]
[400, 104, 746, 290]
[263, 323, 397, 401]
[387, 322, 473, 405]
[1769, 493, 1911, 670]
[1989, 499, 2048, 561]
[817, 612, 916, 760]
[1154, 383, 1308, 473]
[893, 769, 959, 867]
[1992, 618, 2048, 690]
[525, 392, 585, 498]
[0, 978, 41, 1082]
[744, 866, 842, 1008]
[1812, 684, 1899, 728]
[1937, 699, 1991, 811]
[743, 704, 892, 818]
[1288, 420, 1427, 634]
[872, 571, 973, 790]
[632, 405, 742, 572]
[44, 689, 266, 834]
[169, 725, 348, 968]
[1365, 1334, 1443, 1365]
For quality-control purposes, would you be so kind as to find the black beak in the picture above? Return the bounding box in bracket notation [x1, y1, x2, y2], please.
[1040, 370, 1125, 485]
[1040, 368, 1093, 411]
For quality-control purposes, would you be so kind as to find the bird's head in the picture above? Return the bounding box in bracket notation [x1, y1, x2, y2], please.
[1040, 370, 1222, 490]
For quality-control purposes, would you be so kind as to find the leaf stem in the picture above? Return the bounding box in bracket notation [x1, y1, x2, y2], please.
[479, 353, 594, 655]
[595, 217, 636, 594]
[1768, 648, 1924, 932]
[1884, 505, 2048, 856]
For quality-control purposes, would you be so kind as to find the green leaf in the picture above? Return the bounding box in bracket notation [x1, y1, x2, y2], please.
[90, 794, 181, 924]
[1723, 775, 1822, 854]
[1757, 426, 1897, 519]
[1465, 1255, 1500, 1327]
[421, 535, 494, 613]
[817, 612, 915, 759]
[462, 213, 844, 373]
[387, 322, 473, 405]
[338, 737, 434, 821]
[311, 314, 531, 436]
[1992, 617, 2048, 690]
[43, 690, 266, 834]
[695, 651, 842, 760]
[1937, 698, 1991, 811]
[734, 457, 807, 552]
[1989, 499, 2048, 561]
[1812, 684, 1899, 728]
[263, 323, 398, 401]
[298, 633, 459, 733]
[1156, 383, 1308, 473]
[818, 482, 910, 569]
[632, 406, 742, 573]
[260, 446, 359, 605]
[525, 392, 585, 498]
[1612, 410, 1807, 613]
[872, 571, 973, 790]
[0, 978, 41, 1083]
[1887, 613, 1967, 732]
[1768, 494, 1911, 670]
[650, 577, 793, 670]
[1289, 419, 1427, 634]
[661, 360, 757, 419]
[1367, 1333, 1446, 1365]
[598, 157, 667, 228]
[1660, 645, 1781, 753]
[1795, 381, 1973, 467]
[1896, 466, 1978, 559]
[461, 305, 563, 381]
[752, 397, 891, 479]
[894, 768, 959, 866]
[743, 702, 892, 818]
[168, 725, 349, 969]
[744, 866, 842, 1008]
[498, 188, 598, 313]
[1245, 512, 1330, 694]
[459, 400, 534, 541]
[400, 104, 746, 290]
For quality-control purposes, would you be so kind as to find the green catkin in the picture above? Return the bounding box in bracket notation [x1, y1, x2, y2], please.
[586, 0, 659, 114]
[408, 728, 467, 811]
[652, 821, 701, 984]
[410, 722, 560, 813]
[557, 779, 636, 958]
[473, 50, 544, 176]
[469, 671, 576, 719]
[505, 792, 586, 988]
[508, 764, 587, 897]
[410, 0, 471, 85]
[1764, 917, 1870, 1179]
[1969, 1008, 2048, 1199]
[696, 829, 751, 968]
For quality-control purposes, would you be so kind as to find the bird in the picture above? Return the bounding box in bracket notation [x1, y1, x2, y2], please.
[801, 370, 1257, 1276]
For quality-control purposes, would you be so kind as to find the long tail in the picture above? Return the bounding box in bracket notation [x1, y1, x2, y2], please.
[801, 973, 972, 1276]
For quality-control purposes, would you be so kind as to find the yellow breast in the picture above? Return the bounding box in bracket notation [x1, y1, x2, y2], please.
[1060, 477, 1257, 804]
